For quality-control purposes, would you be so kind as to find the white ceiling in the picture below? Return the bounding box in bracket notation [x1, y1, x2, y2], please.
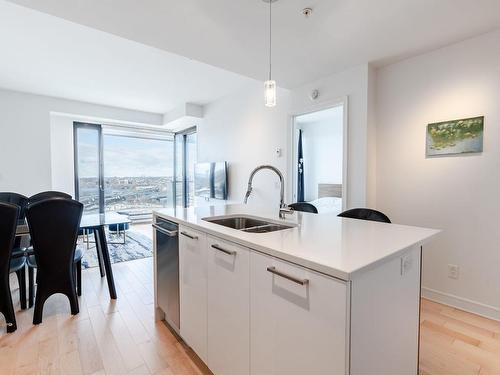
[6, 0, 500, 89]
[0, 1, 254, 114]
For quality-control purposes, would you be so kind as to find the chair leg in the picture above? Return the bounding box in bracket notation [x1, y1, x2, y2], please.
[15, 267, 26, 310]
[76, 261, 82, 297]
[0, 277, 17, 333]
[67, 289, 79, 316]
[33, 290, 49, 325]
[28, 267, 35, 308]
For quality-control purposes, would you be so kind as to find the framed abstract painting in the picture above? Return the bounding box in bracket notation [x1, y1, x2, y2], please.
[426, 116, 484, 157]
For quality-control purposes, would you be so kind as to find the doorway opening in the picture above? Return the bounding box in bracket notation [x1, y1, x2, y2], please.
[291, 102, 347, 214]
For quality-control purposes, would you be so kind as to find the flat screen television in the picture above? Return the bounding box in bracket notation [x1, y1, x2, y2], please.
[194, 162, 228, 200]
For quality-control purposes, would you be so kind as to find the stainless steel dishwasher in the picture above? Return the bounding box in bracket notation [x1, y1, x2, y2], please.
[153, 217, 180, 333]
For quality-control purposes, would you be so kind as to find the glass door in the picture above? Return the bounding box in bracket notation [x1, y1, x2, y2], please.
[185, 132, 197, 207]
[74, 123, 104, 214]
[174, 127, 197, 208]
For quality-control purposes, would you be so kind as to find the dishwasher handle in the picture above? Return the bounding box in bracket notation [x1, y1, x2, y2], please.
[153, 223, 178, 237]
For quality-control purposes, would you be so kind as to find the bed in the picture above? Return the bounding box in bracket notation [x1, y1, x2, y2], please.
[309, 183, 343, 214]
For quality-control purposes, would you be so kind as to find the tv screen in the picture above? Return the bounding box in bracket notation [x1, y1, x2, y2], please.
[194, 162, 228, 200]
[213, 162, 228, 200]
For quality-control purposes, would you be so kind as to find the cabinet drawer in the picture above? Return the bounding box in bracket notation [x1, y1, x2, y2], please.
[250, 251, 348, 375]
[179, 225, 208, 363]
[207, 236, 250, 375]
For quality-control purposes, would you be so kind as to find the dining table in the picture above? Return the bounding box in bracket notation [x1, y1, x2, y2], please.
[15, 211, 131, 300]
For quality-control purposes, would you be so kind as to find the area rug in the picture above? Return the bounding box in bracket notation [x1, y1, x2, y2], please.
[79, 230, 153, 269]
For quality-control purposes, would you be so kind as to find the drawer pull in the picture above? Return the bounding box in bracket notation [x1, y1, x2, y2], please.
[212, 244, 236, 256]
[267, 266, 309, 286]
[181, 231, 198, 240]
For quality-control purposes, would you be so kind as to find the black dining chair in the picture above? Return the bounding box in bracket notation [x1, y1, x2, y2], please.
[0, 202, 27, 332]
[29, 191, 72, 204]
[0, 193, 29, 256]
[338, 208, 391, 223]
[26, 198, 84, 324]
[289, 202, 318, 214]
[26, 192, 80, 308]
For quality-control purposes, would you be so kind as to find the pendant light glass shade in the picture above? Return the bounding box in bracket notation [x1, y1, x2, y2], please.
[264, 79, 276, 107]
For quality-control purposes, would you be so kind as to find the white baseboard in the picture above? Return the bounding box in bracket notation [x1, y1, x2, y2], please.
[422, 287, 500, 322]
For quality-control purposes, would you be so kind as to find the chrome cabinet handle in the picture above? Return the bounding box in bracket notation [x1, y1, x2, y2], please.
[181, 231, 198, 240]
[211, 244, 236, 256]
[152, 224, 178, 237]
[267, 266, 309, 286]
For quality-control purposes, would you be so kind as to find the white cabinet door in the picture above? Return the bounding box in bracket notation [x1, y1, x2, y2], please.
[207, 236, 250, 375]
[179, 226, 208, 363]
[250, 251, 348, 375]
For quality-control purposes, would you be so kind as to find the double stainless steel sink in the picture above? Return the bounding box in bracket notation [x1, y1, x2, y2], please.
[203, 215, 295, 233]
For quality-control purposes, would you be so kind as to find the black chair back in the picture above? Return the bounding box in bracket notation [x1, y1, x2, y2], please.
[0, 202, 21, 332]
[26, 198, 83, 324]
[29, 191, 72, 205]
[338, 208, 391, 223]
[0, 192, 28, 220]
[289, 202, 318, 214]
[0, 202, 20, 276]
[26, 198, 83, 280]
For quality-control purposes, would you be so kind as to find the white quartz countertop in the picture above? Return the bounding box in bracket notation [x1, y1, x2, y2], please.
[154, 204, 440, 281]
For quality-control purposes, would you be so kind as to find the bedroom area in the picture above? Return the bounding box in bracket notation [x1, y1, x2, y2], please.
[292, 102, 346, 214]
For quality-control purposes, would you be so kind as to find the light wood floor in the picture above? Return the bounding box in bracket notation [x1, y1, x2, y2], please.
[1, 258, 500, 375]
[0, 257, 211, 375]
[420, 298, 500, 375]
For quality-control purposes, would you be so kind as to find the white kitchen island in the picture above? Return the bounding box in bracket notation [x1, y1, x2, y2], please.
[153, 204, 439, 375]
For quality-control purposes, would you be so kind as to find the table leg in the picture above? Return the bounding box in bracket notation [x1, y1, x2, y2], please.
[93, 229, 106, 278]
[95, 225, 117, 299]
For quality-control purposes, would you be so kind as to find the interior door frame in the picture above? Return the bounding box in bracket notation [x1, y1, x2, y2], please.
[288, 96, 349, 210]
[73, 122, 105, 214]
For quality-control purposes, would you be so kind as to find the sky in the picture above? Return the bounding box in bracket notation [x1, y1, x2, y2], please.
[77, 129, 174, 177]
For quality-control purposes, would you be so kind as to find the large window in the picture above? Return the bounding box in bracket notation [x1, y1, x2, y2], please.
[103, 134, 175, 213]
[75, 122, 197, 217]
[74, 122, 175, 216]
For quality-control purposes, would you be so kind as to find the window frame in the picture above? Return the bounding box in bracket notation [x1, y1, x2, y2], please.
[174, 126, 197, 208]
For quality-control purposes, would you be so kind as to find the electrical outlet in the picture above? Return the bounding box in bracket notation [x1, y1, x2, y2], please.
[401, 254, 413, 275]
[448, 264, 459, 279]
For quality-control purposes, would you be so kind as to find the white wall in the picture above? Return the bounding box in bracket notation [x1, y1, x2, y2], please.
[376, 29, 500, 319]
[0, 88, 162, 196]
[198, 81, 291, 208]
[290, 64, 373, 208]
[198, 65, 373, 210]
[296, 118, 343, 201]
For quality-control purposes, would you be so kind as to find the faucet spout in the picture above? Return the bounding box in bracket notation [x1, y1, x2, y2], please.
[243, 165, 289, 217]
[244, 185, 252, 204]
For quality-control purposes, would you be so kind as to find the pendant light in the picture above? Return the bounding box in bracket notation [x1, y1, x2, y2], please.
[264, 0, 277, 107]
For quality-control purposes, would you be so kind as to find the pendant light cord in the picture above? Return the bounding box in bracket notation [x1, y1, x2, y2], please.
[269, 0, 272, 81]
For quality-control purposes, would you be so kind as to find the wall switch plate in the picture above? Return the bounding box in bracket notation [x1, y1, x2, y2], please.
[401, 254, 413, 275]
[448, 264, 459, 279]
